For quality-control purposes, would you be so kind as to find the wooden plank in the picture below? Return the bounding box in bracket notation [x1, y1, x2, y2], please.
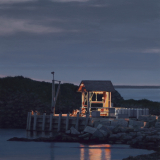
[33, 112, 37, 131]
[75, 112, 79, 130]
[26, 112, 29, 130]
[85, 114, 89, 128]
[57, 113, 62, 132]
[28, 112, 32, 130]
[49, 113, 53, 131]
[65, 114, 69, 131]
[42, 112, 46, 131]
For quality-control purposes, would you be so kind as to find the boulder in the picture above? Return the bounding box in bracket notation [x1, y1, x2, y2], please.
[92, 129, 105, 140]
[110, 120, 128, 127]
[84, 126, 97, 134]
[98, 120, 111, 126]
[78, 133, 91, 138]
[112, 126, 128, 133]
[144, 119, 157, 128]
[131, 136, 143, 144]
[93, 121, 102, 128]
[92, 119, 110, 128]
[96, 124, 112, 135]
[117, 132, 126, 138]
[155, 122, 160, 128]
[109, 134, 119, 141]
[98, 129, 109, 137]
[70, 127, 80, 135]
[137, 132, 142, 136]
[145, 135, 160, 142]
[129, 120, 144, 128]
[157, 116, 160, 122]
[122, 135, 132, 141]
[128, 125, 133, 129]
[105, 126, 115, 131]
[65, 130, 70, 134]
[138, 115, 157, 122]
[129, 132, 137, 137]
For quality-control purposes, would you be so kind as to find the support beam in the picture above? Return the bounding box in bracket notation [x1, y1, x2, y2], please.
[85, 114, 89, 128]
[66, 113, 69, 131]
[28, 112, 32, 130]
[26, 111, 32, 130]
[87, 92, 91, 114]
[81, 92, 84, 108]
[110, 92, 111, 108]
[33, 112, 37, 131]
[57, 113, 62, 132]
[75, 112, 79, 130]
[49, 113, 53, 131]
[51, 72, 55, 114]
[42, 112, 46, 131]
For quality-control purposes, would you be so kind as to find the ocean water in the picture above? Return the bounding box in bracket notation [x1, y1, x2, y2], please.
[115, 88, 160, 102]
[0, 129, 154, 160]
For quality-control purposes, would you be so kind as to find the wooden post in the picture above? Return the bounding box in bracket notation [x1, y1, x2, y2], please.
[33, 112, 37, 131]
[51, 72, 55, 114]
[49, 113, 53, 131]
[42, 112, 46, 131]
[26, 112, 32, 130]
[128, 108, 131, 117]
[137, 108, 140, 119]
[110, 92, 111, 108]
[26, 112, 29, 130]
[87, 92, 90, 115]
[75, 112, 79, 130]
[66, 113, 69, 131]
[57, 113, 62, 132]
[85, 113, 89, 128]
[28, 112, 32, 130]
[82, 92, 84, 108]
[33, 131, 37, 138]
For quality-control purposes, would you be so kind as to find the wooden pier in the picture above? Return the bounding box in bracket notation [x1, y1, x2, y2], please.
[26, 111, 91, 133]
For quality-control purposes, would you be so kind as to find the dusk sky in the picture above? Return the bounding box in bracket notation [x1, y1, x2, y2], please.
[0, 0, 160, 85]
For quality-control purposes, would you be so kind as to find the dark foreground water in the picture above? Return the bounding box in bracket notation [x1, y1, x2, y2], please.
[0, 129, 154, 160]
[115, 88, 160, 102]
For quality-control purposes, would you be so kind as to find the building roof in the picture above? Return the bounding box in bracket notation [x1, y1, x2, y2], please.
[77, 80, 115, 92]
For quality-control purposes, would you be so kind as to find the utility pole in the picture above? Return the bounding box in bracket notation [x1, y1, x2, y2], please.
[51, 72, 55, 115]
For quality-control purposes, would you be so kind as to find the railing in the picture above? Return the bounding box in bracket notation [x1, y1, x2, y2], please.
[115, 108, 149, 118]
[79, 107, 115, 117]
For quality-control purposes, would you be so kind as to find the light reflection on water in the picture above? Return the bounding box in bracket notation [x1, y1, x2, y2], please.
[80, 144, 111, 160]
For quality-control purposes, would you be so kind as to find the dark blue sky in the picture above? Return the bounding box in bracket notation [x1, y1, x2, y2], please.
[0, 0, 160, 85]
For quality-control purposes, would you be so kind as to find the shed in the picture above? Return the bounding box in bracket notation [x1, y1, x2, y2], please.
[77, 80, 115, 116]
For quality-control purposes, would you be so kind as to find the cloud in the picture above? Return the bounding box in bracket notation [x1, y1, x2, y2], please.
[0, 17, 78, 35]
[141, 49, 160, 54]
[51, 0, 89, 2]
[0, 0, 37, 4]
[0, 0, 159, 85]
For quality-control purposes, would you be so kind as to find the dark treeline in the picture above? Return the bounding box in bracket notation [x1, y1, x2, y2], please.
[0, 76, 159, 129]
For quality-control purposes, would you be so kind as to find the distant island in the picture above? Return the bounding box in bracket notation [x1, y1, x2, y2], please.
[114, 85, 160, 89]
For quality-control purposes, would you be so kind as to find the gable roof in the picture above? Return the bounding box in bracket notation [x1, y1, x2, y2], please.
[77, 80, 115, 92]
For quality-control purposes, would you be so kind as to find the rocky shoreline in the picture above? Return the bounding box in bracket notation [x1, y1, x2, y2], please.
[8, 115, 160, 159]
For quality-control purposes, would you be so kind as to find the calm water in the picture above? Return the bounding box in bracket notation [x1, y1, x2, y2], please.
[0, 129, 154, 160]
[115, 88, 160, 102]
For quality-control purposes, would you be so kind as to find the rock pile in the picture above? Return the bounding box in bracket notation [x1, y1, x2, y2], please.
[65, 115, 160, 150]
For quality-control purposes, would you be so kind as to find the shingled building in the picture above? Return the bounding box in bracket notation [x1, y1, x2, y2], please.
[77, 80, 115, 116]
